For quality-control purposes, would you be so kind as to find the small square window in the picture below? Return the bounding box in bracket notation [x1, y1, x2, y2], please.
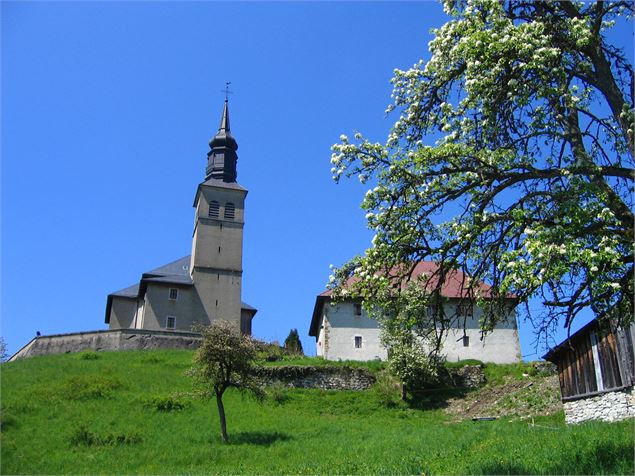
[354, 303, 362, 316]
[457, 302, 472, 318]
[169, 288, 178, 301]
[166, 316, 176, 329]
[354, 336, 362, 349]
[462, 335, 470, 347]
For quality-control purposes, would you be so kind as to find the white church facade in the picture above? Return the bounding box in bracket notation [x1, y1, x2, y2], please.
[105, 101, 256, 334]
[309, 262, 521, 364]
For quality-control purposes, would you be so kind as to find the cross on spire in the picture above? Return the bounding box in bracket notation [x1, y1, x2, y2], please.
[221, 81, 234, 102]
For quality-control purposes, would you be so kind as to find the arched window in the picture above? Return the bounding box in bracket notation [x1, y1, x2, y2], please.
[208, 200, 220, 219]
[224, 202, 235, 220]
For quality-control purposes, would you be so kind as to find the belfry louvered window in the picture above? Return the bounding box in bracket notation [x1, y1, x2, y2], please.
[224, 202, 235, 220]
[208, 201, 220, 219]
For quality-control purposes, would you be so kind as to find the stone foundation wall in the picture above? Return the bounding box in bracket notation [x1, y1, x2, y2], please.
[563, 387, 634, 424]
[257, 366, 376, 390]
[9, 329, 202, 361]
[441, 365, 486, 389]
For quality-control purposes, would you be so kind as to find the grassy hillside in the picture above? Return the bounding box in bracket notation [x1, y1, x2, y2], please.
[1, 350, 633, 475]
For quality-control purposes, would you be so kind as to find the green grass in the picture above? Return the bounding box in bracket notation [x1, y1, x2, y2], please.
[1, 350, 633, 475]
[483, 361, 541, 385]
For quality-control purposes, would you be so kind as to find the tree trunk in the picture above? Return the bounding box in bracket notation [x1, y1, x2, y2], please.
[216, 391, 228, 443]
[401, 383, 407, 401]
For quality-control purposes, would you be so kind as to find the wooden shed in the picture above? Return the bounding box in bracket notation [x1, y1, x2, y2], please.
[544, 319, 635, 402]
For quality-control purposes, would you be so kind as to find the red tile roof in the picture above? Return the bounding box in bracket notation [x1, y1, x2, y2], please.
[318, 261, 494, 299]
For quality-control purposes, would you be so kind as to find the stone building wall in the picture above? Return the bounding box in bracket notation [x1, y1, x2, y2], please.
[563, 387, 634, 424]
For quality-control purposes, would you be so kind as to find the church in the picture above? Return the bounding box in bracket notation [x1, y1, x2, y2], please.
[104, 101, 257, 335]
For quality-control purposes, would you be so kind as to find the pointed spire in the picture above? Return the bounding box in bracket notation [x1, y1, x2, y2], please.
[206, 100, 238, 182]
[219, 100, 230, 132]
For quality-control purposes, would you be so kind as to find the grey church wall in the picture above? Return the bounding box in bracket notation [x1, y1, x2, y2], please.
[197, 186, 245, 223]
[192, 185, 245, 271]
[240, 308, 256, 335]
[141, 284, 206, 332]
[109, 297, 137, 329]
[191, 220, 244, 271]
[191, 269, 243, 328]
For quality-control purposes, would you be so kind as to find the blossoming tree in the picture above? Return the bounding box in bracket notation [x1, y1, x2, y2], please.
[329, 0, 633, 350]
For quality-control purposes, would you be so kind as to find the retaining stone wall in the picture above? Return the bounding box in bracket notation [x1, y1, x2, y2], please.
[257, 366, 376, 390]
[441, 365, 486, 389]
[563, 387, 634, 424]
[9, 329, 202, 361]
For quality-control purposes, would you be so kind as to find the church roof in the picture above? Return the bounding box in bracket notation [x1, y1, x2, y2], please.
[209, 100, 238, 151]
[241, 301, 257, 311]
[110, 283, 139, 298]
[192, 178, 247, 207]
[206, 100, 239, 182]
[144, 255, 191, 277]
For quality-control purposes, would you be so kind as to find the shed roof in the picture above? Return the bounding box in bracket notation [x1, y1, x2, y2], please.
[542, 318, 601, 361]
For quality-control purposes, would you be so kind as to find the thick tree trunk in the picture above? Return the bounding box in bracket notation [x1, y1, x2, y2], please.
[216, 391, 228, 443]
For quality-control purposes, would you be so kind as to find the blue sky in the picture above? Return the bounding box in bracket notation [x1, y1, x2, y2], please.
[1, 1, 630, 359]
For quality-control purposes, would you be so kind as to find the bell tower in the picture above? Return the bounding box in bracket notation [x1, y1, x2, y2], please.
[190, 99, 247, 329]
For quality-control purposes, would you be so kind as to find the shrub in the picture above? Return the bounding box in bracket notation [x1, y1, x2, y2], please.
[0, 410, 17, 431]
[142, 395, 189, 412]
[61, 375, 122, 400]
[268, 383, 289, 405]
[372, 371, 402, 408]
[141, 355, 164, 364]
[76, 351, 100, 360]
[255, 340, 287, 362]
[70, 425, 142, 447]
[387, 344, 442, 393]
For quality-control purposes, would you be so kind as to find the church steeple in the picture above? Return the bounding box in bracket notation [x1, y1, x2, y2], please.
[206, 100, 238, 182]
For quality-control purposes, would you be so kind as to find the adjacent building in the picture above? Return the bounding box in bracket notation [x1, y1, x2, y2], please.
[105, 101, 256, 334]
[309, 262, 521, 363]
[544, 319, 635, 423]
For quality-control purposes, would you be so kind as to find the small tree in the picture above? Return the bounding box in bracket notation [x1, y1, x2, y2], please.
[283, 329, 304, 355]
[190, 321, 264, 443]
[387, 342, 440, 400]
[0, 337, 8, 362]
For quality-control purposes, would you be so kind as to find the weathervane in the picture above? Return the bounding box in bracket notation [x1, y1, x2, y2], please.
[221, 81, 234, 102]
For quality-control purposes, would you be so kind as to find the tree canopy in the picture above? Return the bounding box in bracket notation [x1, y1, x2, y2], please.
[330, 0, 634, 349]
[284, 329, 304, 355]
